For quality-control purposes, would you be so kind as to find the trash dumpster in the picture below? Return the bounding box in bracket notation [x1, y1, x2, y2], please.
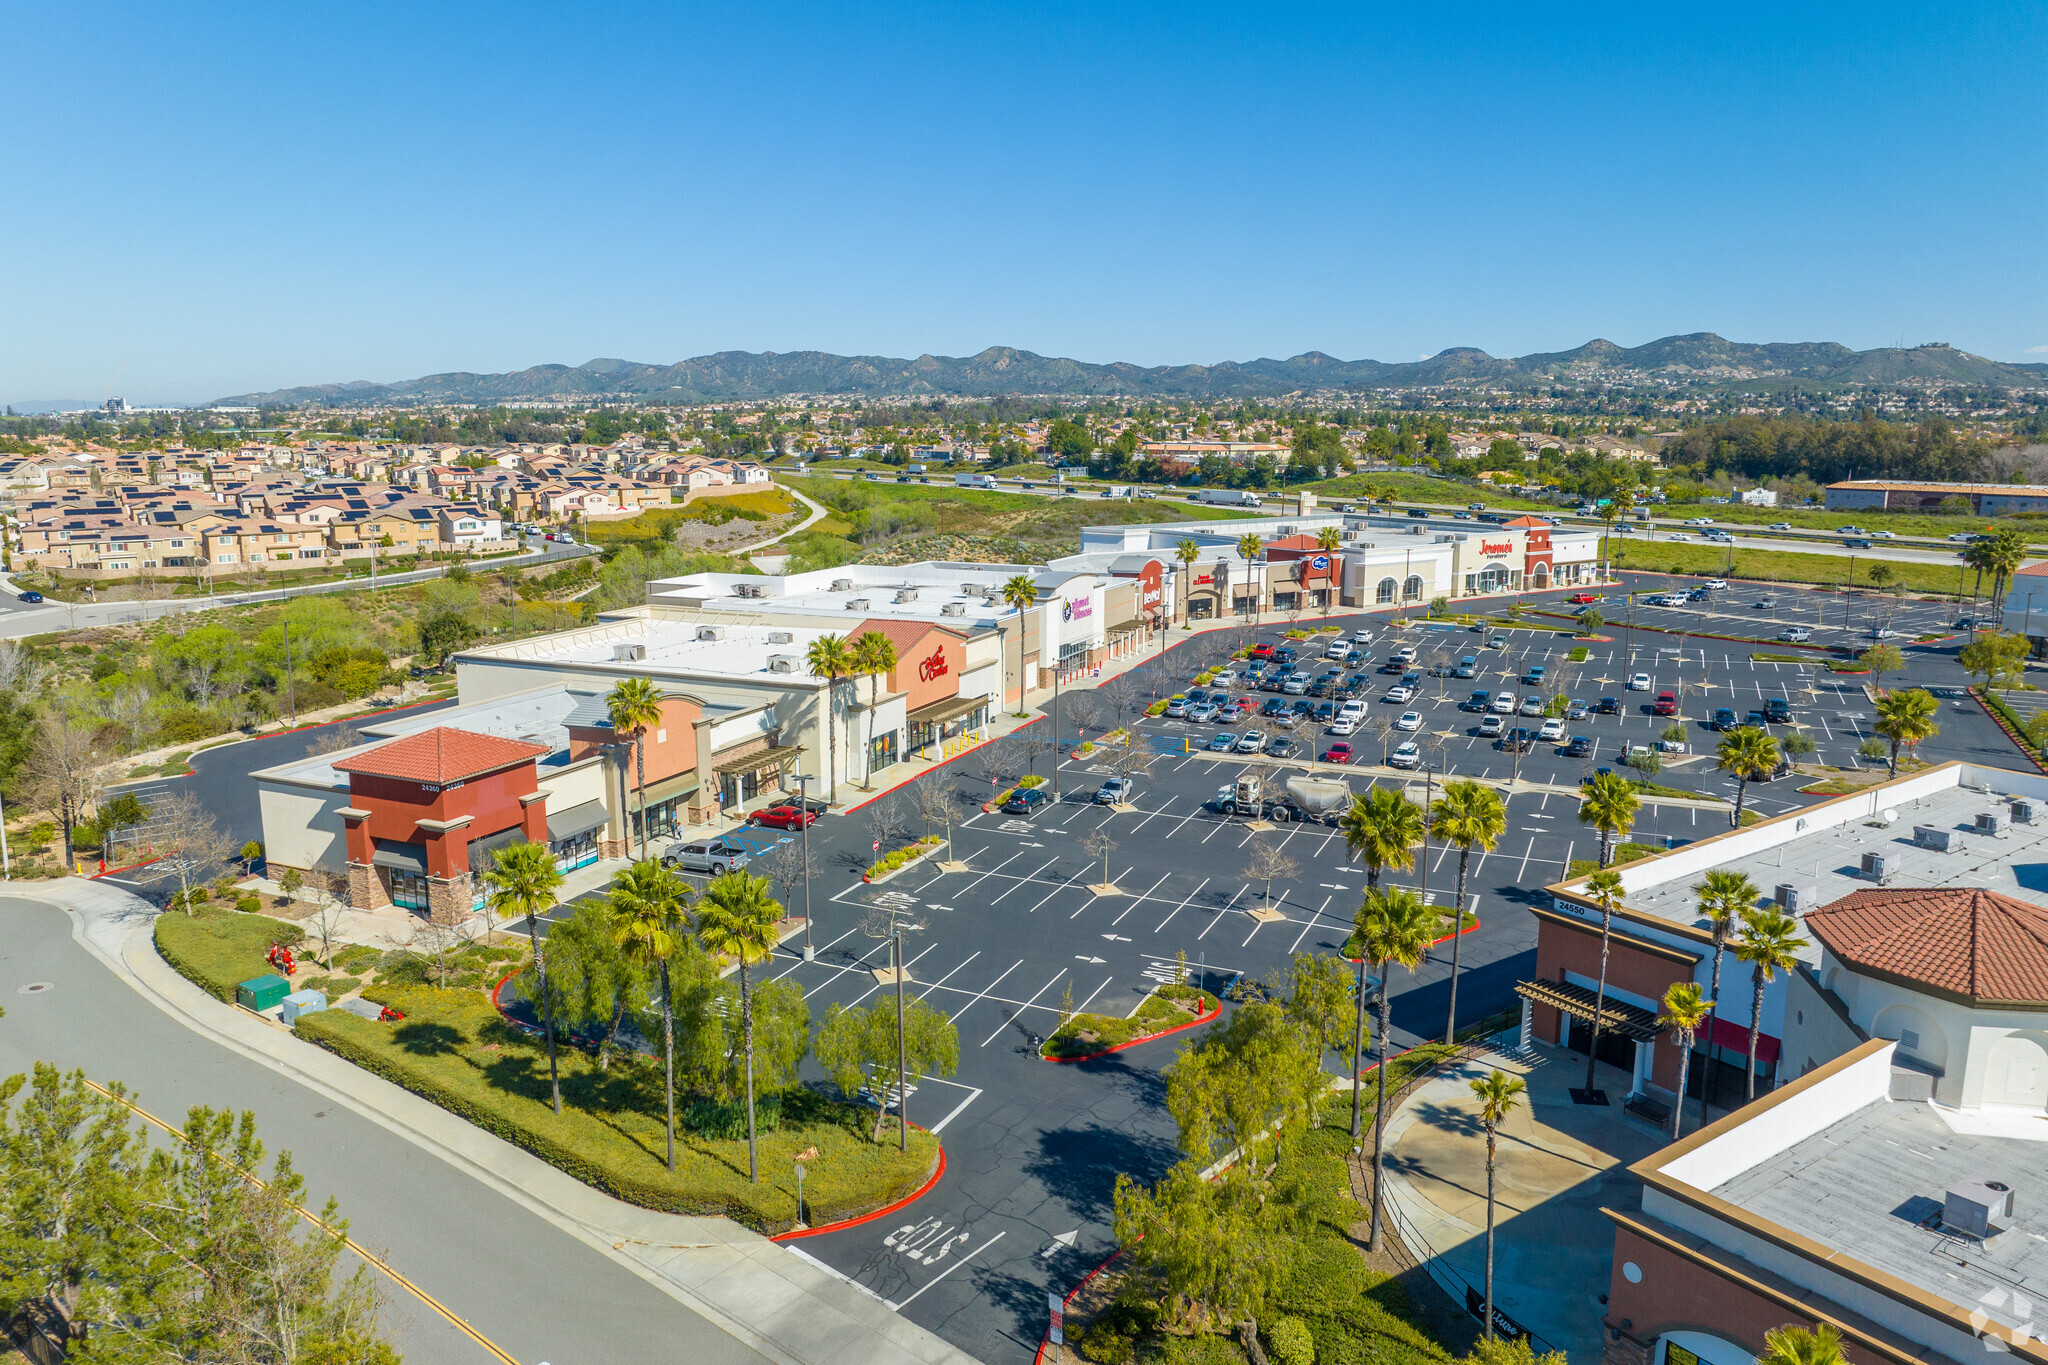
[280, 989, 328, 1026]
[237, 975, 290, 1012]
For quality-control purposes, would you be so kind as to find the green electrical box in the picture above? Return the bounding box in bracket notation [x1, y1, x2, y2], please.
[237, 974, 290, 1012]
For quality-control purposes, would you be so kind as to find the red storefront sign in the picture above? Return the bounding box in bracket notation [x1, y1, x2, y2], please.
[917, 645, 949, 682]
[1480, 539, 1514, 556]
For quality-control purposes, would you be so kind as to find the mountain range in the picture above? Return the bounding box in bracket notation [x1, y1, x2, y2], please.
[211, 334, 2048, 406]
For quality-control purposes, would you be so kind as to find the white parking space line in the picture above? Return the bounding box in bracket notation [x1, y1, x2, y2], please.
[771, 924, 866, 979]
[838, 941, 944, 1007]
[1128, 797, 1179, 832]
[1104, 872, 1172, 925]
[990, 856, 1062, 903]
[1153, 876, 1211, 934]
[914, 951, 982, 1000]
[958, 849, 1026, 893]
[1197, 883, 1250, 941]
[1066, 867, 1136, 918]
[945, 959, 1022, 1024]
[1289, 895, 1334, 953]
[980, 968, 1069, 1047]
[887, 1232, 1007, 1310]
[1071, 974, 1115, 1016]
[927, 1083, 984, 1135]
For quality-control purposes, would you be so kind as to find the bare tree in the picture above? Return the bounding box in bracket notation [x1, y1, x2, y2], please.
[973, 737, 1015, 795]
[307, 725, 366, 757]
[906, 775, 958, 847]
[864, 798, 906, 859]
[1102, 737, 1155, 797]
[1099, 672, 1141, 721]
[151, 790, 236, 913]
[1371, 715, 1400, 766]
[759, 835, 820, 909]
[1063, 692, 1102, 739]
[1244, 836, 1301, 916]
[104, 685, 160, 755]
[410, 917, 468, 987]
[21, 707, 107, 866]
[1016, 727, 1053, 779]
[306, 897, 349, 970]
[0, 639, 50, 696]
[1081, 828, 1118, 891]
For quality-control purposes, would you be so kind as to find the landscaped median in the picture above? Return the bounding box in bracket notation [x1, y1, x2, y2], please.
[863, 836, 946, 883]
[982, 772, 1047, 812]
[154, 906, 305, 1002]
[1040, 982, 1220, 1061]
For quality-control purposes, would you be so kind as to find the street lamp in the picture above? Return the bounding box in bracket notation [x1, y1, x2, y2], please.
[794, 773, 815, 960]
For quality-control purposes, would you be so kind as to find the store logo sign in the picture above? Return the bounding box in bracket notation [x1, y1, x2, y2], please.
[916, 646, 949, 682]
[1062, 597, 1093, 622]
[1481, 539, 1513, 556]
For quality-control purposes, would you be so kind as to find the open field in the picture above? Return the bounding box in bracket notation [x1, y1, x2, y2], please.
[1604, 537, 1979, 596]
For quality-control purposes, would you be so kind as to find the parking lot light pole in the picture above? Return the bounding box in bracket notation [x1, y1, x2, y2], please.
[795, 774, 815, 960]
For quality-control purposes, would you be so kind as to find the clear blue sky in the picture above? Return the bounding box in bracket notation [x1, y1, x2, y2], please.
[6, 2, 2044, 403]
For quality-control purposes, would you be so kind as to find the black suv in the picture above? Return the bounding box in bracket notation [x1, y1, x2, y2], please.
[1497, 727, 1535, 753]
[1765, 697, 1792, 723]
[1710, 708, 1737, 731]
[1563, 735, 1592, 757]
[1596, 696, 1621, 715]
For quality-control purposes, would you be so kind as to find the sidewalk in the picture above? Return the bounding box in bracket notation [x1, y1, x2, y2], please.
[8, 876, 980, 1365]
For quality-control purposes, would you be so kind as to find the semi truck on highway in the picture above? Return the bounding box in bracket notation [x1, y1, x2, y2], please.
[1188, 488, 1264, 507]
[954, 471, 1000, 490]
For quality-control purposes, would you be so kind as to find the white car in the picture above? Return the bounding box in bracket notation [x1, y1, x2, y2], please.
[1669, 533, 1691, 541]
[1704, 579, 1728, 589]
[1393, 645, 1417, 663]
[1235, 731, 1266, 754]
[1949, 532, 1976, 542]
[1770, 522, 1793, 531]
[1210, 668, 1239, 687]
[1867, 627, 1899, 640]
[1489, 693, 1516, 714]
[1338, 698, 1367, 719]
[1386, 684, 1416, 703]
[1780, 627, 1812, 642]
[1353, 628, 1375, 642]
[1326, 715, 1358, 736]
[1686, 517, 1715, 527]
[1870, 530, 1896, 539]
[1538, 717, 1565, 741]
[1519, 696, 1545, 717]
[1628, 673, 1653, 691]
[1477, 714, 1506, 737]
[1324, 642, 1350, 660]
[1396, 710, 1423, 731]
[1388, 741, 1420, 769]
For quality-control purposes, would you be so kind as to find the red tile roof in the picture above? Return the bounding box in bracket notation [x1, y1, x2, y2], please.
[1502, 516, 1549, 528]
[1806, 887, 2048, 1005]
[845, 618, 965, 658]
[1262, 534, 1324, 552]
[332, 727, 550, 786]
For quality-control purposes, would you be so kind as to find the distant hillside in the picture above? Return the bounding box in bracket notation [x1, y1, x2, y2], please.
[212, 335, 2048, 406]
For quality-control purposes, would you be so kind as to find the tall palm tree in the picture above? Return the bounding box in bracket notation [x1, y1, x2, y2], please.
[1984, 527, 2029, 604]
[1314, 526, 1342, 552]
[999, 574, 1038, 714]
[1872, 688, 1940, 778]
[1716, 727, 1782, 827]
[1235, 532, 1264, 618]
[1352, 885, 1439, 1250]
[1580, 869, 1624, 1095]
[1578, 770, 1641, 867]
[1174, 539, 1200, 628]
[611, 859, 690, 1170]
[804, 634, 854, 802]
[1758, 1324, 1847, 1365]
[1691, 869, 1757, 1118]
[606, 676, 665, 861]
[695, 869, 783, 1182]
[484, 840, 567, 1115]
[851, 629, 900, 789]
[1734, 909, 1808, 1101]
[1429, 779, 1505, 1045]
[1468, 1069, 1526, 1342]
[1658, 981, 1713, 1140]
[1339, 786, 1423, 891]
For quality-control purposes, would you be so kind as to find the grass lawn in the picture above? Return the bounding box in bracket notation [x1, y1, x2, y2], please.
[1604, 538, 1971, 596]
[1565, 841, 1668, 877]
[154, 907, 305, 1002]
[1041, 984, 1218, 1059]
[296, 983, 936, 1232]
[1680, 502, 2048, 546]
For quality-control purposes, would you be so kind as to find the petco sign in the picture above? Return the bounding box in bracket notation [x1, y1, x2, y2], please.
[916, 646, 949, 682]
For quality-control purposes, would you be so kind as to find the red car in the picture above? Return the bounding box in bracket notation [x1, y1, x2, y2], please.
[750, 804, 817, 831]
[1249, 643, 1275, 660]
[1567, 592, 1599, 605]
[1234, 696, 1258, 715]
[1653, 691, 1678, 716]
[1320, 742, 1355, 765]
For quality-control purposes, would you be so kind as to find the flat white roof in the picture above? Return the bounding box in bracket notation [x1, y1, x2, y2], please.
[459, 617, 882, 683]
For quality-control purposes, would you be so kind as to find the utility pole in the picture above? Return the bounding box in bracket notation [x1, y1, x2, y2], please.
[283, 622, 298, 725]
[796, 773, 815, 960]
[1050, 663, 1061, 805]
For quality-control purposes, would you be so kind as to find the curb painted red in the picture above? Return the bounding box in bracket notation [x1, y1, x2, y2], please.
[1040, 997, 1221, 1064]
[1034, 1246, 1129, 1365]
[1971, 686, 2048, 775]
[91, 853, 165, 879]
[841, 714, 1043, 817]
[770, 1142, 946, 1242]
[1344, 916, 1480, 962]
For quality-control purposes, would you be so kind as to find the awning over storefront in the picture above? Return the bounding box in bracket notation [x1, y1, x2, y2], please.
[630, 771, 700, 812]
[712, 743, 803, 776]
[467, 826, 528, 873]
[545, 799, 608, 842]
[1515, 979, 1661, 1041]
[371, 840, 427, 874]
[906, 694, 989, 727]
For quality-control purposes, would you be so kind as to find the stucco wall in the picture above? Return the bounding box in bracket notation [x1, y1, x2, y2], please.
[258, 779, 349, 873]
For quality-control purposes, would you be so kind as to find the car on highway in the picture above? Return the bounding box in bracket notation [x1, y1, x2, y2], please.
[1388, 741, 1420, 769]
[1320, 742, 1355, 764]
[1765, 697, 1792, 723]
[663, 837, 754, 874]
[1669, 532, 1690, 541]
[1844, 538, 1872, 549]
[1836, 525, 1865, 535]
[1770, 522, 1793, 530]
[1563, 734, 1592, 757]
[1869, 530, 1896, 539]
[1208, 731, 1238, 752]
[1597, 695, 1621, 714]
[1780, 626, 1812, 642]
[1396, 710, 1422, 731]
[1385, 684, 1416, 703]
[1453, 510, 1472, 519]
[1711, 707, 1737, 731]
[1948, 532, 1977, 543]
[1489, 693, 1516, 714]
[1538, 717, 1565, 741]
[748, 805, 817, 831]
[1685, 517, 1715, 526]
[1519, 695, 1544, 717]
[1095, 778, 1135, 805]
[1235, 731, 1266, 754]
[1478, 714, 1506, 737]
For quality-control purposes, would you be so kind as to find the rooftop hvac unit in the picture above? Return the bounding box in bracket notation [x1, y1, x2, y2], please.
[1977, 811, 2010, 837]
[829, 578, 854, 592]
[959, 582, 985, 596]
[1277, 525, 1296, 536]
[732, 582, 766, 598]
[611, 642, 647, 662]
[2014, 799, 2038, 824]
[766, 654, 799, 674]
[694, 626, 727, 642]
[766, 630, 793, 644]
[1861, 850, 1901, 884]
[1915, 825, 1960, 852]
[893, 588, 919, 603]
[845, 598, 870, 611]
[1775, 882, 1819, 914]
[1943, 1178, 2014, 1239]
[941, 602, 966, 617]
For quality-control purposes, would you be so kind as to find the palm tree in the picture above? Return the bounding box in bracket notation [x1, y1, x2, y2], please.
[1580, 869, 1624, 1095]
[1429, 779, 1505, 1045]
[484, 840, 567, 1115]
[1872, 688, 1939, 778]
[1691, 869, 1757, 1118]
[1314, 526, 1342, 551]
[851, 630, 900, 789]
[1468, 1069, 1526, 1342]
[1235, 533, 1264, 617]
[804, 634, 854, 802]
[1352, 885, 1439, 1251]
[1734, 909, 1808, 1101]
[1340, 786, 1423, 891]
[1716, 727, 1782, 827]
[611, 859, 690, 1170]
[695, 869, 783, 1182]
[1984, 526, 2029, 604]
[999, 574, 1037, 714]
[1758, 1324, 1847, 1365]
[1658, 982, 1713, 1140]
[1174, 539, 1200, 628]
[606, 676, 665, 861]
[1578, 770, 1641, 867]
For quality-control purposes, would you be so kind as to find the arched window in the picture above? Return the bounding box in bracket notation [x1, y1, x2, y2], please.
[1375, 577, 1398, 603]
[1404, 575, 1423, 599]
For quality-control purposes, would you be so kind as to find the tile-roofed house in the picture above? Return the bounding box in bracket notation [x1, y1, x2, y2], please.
[332, 727, 553, 786]
[1804, 886, 2048, 1007]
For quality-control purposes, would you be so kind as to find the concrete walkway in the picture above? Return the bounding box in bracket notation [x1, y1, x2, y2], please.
[8, 876, 980, 1365]
[739, 482, 830, 558]
[1376, 1043, 1664, 1362]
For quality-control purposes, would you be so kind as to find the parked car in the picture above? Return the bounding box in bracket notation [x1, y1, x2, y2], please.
[1313, 701, 1338, 722]
[1339, 698, 1367, 719]
[1538, 717, 1565, 741]
[1518, 696, 1544, 717]
[1489, 693, 1516, 714]
[1628, 673, 1653, 691]
[1523, 664, 1546, 686]
[1235, 730, 1266, 753]
[1188, 703, 1218, 723]
[1487, 634, 1508, 648]
[1260, 697, 1289, 717]
[1498, 727, 1534, 753]
[1388, 741, 1420, 769]
[1465, 690, 1491, 711]
[1756, 597, 1778, 608]
[1478, 714, 1506, 737]
[1396, 710, 1423, 731]
[1566, 592, 1599, 605]
[1325, 715, 1358, 736]
[1779, 627, 1812, 642]
[1282, 674, 1310, 694]
[1211, 668, 1239, 687]
[664, 837, 753, 874]
[1711, 707, 1737, 731]
[1866, 626, 1899, 640]
[1653, 691, 1679, 716]
[1386, 684, 1416, 703]
[1209, 732, 1238, 752]
[1095, 778, 1135, 805]
[1393, 645, 1417, 664]
[1002, 786, 1052, 816]
[1765, 697, 1792, 723]
[1454, 656, 1478, 678]
[1566, 700, 1590, 720]
[1704, 579, 1728, 590]
[1563, 734, 1592, 757]
[1265, 736, 1300, 758]
[749, 805, 817, 831]
[1320, 742, 1355, 764]
[1597, 696, 1620, 714]
[17, 591, 43, 603]
[1272, 710, 1299, 729]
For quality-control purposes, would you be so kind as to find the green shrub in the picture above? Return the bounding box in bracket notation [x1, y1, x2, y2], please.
[1018, 774, 1046, 788]
[1267, 1317, 1313, 1365]
[235, 895, 261, 913]
[334, 944, 382, 974]
[1278, 1236, 1369, 1314]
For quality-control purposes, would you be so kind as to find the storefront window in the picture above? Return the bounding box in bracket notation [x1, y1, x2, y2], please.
[1273, 591, 1298, 610]
[553, 833, 598, 871]
[868, 730, 900, 774]
[388, 870, 428, 911]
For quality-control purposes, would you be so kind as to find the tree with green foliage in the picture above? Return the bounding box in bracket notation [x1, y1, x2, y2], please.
[1758, 1323, 1848, 1365]
[606, 675, 665, 861]
[815, 996, 960, 1143]
[1717, 726, 1781, 827]
[694, 870, 785, 1182]
[1579, 870, 1625, 1094]
[1469, 1069, 1527, 1342]
[1339, 785, 1422, 891]
[1351, 885, 1438, 1249]
[851, 629, 900, 789]
[1430, 780, 1505, 1044]
[1872, 687, 1940, 777]
[1858, 642, 1904, 686]
[1111, 1157, 1305, 1349]
[542, 897, 636, 1071]
[1659, 982, 1714, 1139]
[1273, 951, 1352, 1074]
[1735, 909, 1808, 1100]
[803, 633, 854, 799]
[416, 609, 477, 667]
[1164, 1001, 1324, 1173]
[1174, 540, 1200, 628]
[1692, 869, 1758, 1117]
[610, 859, 690, 1169]
[1959, 630, 2029, 688]
[484, 840, 566, 1115]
